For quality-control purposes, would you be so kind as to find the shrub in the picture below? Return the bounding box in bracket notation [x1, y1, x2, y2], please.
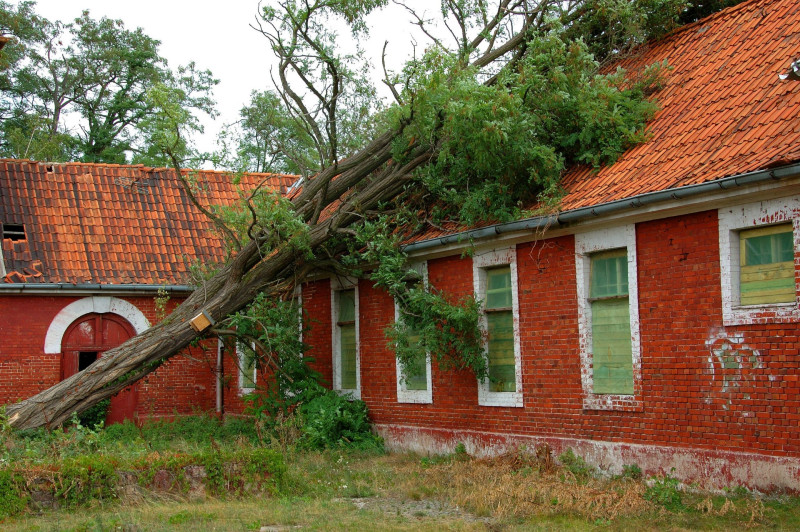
[644, 469, 684, 510]
[57, 455, 118, 507]
[0, 470, 27, 518]
[558, 448, 595, 479]
[298, 388, 383, 451]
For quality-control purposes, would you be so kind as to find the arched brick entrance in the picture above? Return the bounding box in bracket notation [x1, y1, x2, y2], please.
[61, 313, 138, 425]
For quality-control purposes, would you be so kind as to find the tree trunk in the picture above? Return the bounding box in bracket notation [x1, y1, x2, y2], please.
[5, 130, 428, 430]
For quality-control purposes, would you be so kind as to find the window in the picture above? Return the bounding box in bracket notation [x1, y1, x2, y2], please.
[485, 267, 515, 392]
[239, 343, 257, 392]
[575, 225, 641, 410]
[718, 198, 799, 326]
[332, 278, 360, 398]
[739, 224, 794, 305]
[396, 261, 433, 404]
[473, 248, 522, 407]
[589, 250, 633, 395]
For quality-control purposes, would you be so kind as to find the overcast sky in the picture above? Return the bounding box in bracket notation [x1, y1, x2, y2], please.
[27, 0, 431, 158]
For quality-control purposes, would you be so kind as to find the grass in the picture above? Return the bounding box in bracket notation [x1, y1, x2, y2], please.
[2, 416, 800, 530]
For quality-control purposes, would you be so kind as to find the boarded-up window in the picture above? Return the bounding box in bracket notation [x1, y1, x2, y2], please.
[590, 250, 633, 395]
[485, 267, 515, 392]
[337, 289, 357, 390]
[739, 224, 795, 305]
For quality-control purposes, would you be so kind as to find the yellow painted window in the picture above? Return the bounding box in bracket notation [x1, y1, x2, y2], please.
[590, 250, 633, 395]
[739, 224, 795, 305]
[337, 289, 357, 390]
[485, 267, 515, 392]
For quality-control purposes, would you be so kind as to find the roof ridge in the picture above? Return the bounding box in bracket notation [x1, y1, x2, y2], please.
[658, 0, 775, 41]
[0, 158, 300, 180]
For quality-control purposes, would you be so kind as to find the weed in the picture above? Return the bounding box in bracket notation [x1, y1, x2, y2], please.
[558, 448, 594, 479]
[644, 469, 683, 511]
[57, 455, 118, 507]
[621, 463, 642, 480]
[0, 469, 27, 518]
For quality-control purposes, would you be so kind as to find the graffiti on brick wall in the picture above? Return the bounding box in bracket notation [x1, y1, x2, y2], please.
[706, 331, 762, 410]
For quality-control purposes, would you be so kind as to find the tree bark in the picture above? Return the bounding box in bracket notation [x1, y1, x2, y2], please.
[5, 129, 427, 430]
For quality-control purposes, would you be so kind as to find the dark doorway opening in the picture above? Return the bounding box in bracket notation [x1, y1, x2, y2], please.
[78, 351, 98, 372]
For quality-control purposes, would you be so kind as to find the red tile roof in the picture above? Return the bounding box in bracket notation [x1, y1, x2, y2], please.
[405, 0, 800, 244]
[559, 0, 800, 211]
[1, 160, 296, 285]
[4, 0, 800, 277]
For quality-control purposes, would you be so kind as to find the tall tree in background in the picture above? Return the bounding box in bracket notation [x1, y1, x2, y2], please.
[4, 0, 741, 429]
[0, 3, 217, 164]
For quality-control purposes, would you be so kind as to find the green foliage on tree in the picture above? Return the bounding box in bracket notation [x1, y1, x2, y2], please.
[0, 4, 217, 164]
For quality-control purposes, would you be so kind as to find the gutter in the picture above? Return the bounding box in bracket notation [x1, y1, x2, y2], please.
[0, 283, 194, 295]
[403, 162, 800, 253]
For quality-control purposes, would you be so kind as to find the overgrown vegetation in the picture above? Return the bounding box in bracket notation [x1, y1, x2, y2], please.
[0, 420, 795, 529]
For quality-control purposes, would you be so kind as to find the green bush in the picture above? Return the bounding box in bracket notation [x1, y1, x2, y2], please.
[0, 470, 27, 518]
[57, 455, 118, 507]
[558, 448, 595, 479]
[76, 399, 110, 429]
[644, 469, 684, 510]
[298, 388, 383, 451]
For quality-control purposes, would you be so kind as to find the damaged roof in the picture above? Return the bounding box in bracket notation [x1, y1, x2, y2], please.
[3, 0, 800, 282]
[406, 0, 800, 244]
[558, 0, 800, 211]
[0, 161, 296, 285]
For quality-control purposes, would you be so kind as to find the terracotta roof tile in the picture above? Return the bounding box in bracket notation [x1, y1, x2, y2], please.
[1, 161, 296, 285]
[552, 0, 800, 211]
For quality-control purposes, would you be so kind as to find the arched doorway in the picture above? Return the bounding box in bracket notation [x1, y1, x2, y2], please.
[61, 313, 138, 425]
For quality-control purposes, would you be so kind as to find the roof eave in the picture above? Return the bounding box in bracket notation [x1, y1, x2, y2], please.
[403, 162, 800, 254]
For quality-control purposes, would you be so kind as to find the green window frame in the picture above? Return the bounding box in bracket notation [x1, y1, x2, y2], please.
[589, 250, 634, 395]
[336, 289, 358, 391]
[485, 266, 515, 393]
[739, 224, 795, 305]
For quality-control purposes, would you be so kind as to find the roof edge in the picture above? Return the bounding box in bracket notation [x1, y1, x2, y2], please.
[0, 283, 194, 295]
[403, 161, 800, 253]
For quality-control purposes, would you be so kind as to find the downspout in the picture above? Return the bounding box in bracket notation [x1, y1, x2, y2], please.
[216, 339, 224, 418]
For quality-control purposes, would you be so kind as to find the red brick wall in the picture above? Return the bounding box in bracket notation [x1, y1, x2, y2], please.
[300, 210, 800, 461]
[0, 294, 218, 420]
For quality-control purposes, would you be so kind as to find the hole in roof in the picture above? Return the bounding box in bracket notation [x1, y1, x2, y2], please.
[3, 223, 26, 241]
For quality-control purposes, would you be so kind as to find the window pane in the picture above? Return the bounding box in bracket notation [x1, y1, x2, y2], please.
[591, 298, 633, 394]
[402, 330, 427, 391]
[486, 267, 512, 309]
[740, 225, 795, 305]
[487, 310, 515, 392]
[590, 250, 628, 298]
[241, 347, 256, 389]
[340, 323, 357, 389]
[338, 289, 356, 322]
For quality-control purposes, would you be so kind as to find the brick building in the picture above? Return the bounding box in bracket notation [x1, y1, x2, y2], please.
[2, 0, 800, 491]
[298, 0, 800, 492]
[0, 162, 295, 421]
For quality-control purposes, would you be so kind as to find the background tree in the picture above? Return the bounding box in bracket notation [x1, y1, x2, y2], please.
[5, 0, 739, 430]
[0, 4, 217, 163]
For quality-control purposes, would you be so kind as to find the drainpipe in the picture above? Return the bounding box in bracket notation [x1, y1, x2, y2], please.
[216, 340, 224, 418]
[403, 163, 800, 253]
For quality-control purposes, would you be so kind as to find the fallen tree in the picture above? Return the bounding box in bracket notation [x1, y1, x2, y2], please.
[5, 0, 705, 429]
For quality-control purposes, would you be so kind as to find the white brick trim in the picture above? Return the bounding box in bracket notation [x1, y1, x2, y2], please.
[718, 196, 800, 326]
[575, 225, 642, 411]
[395, 261, 433, 404]
[473, 247, 523, 408]
[44, 296, 150, 354]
